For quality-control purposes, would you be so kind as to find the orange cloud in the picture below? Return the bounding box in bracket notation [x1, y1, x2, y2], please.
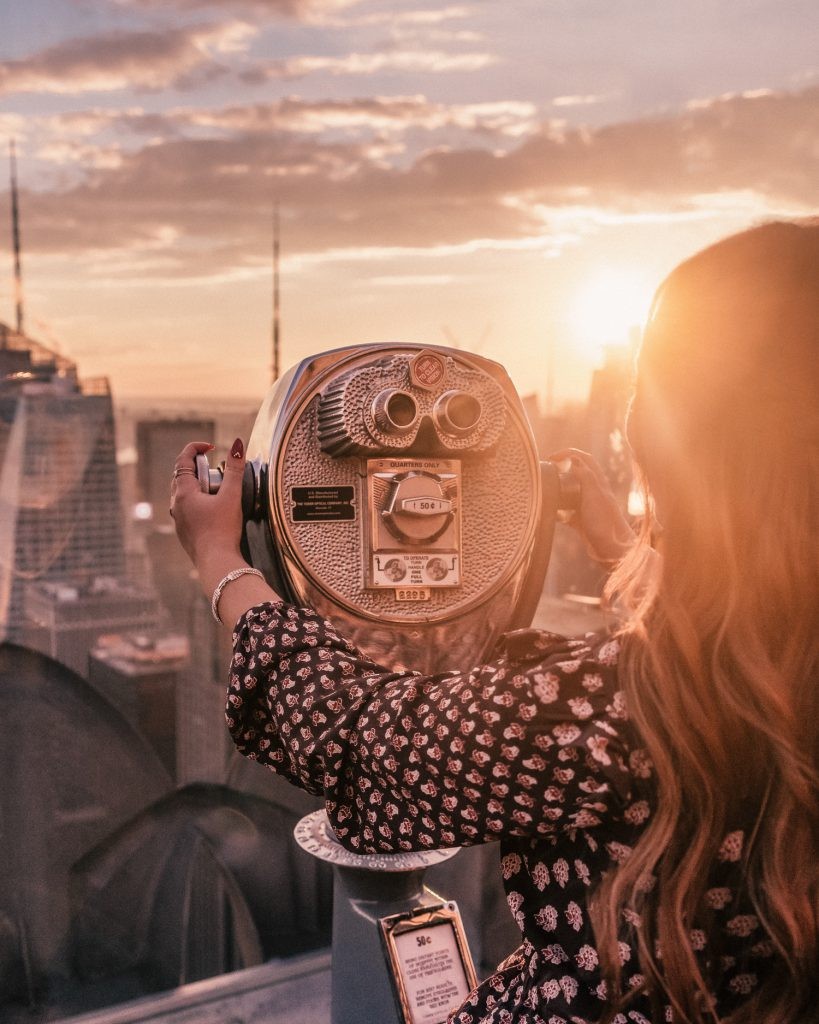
[17, 96, 537, 159]
[171, 96, 537, 136]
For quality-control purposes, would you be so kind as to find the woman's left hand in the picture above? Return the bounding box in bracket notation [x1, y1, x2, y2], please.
[548, 447, 635, 565]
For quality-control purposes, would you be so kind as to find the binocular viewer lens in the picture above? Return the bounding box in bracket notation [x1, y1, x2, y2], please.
[372, 389, 418, 435]
[433, 390, 482, 437]
[317, 355, 501, 458]
[370, 388, 484, 440]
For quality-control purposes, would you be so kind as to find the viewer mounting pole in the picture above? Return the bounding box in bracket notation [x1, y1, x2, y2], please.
[272, 202, 281, 383]
[9, 139, 24, 336]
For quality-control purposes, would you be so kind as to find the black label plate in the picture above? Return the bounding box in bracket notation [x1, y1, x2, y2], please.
[291, 485, 356, 522]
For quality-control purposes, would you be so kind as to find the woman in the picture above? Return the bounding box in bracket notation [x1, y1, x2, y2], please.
[171, 221, 818, 1023]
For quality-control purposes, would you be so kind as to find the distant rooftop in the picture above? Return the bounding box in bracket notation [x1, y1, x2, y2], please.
[0, 320, 107, 395]
[91, 629, 190, 675]
[24, 576, 158, 630]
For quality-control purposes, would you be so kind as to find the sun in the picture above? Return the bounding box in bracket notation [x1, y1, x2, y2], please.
[567, 268, 655, 363]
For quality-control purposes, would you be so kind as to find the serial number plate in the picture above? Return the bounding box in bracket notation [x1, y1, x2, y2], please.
[395, 587, 431, 601]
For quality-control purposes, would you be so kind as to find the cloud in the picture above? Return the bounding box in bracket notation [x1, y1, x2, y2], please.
[13, 96, 537, 186]
[0, 19, 496, 100]
[40, 107, 179, 140]
[169, 95, 537, 137]
[0, 21, 256, 96]
[115, 0, 362, 18]
[552, 94, 615, 108]
[521, 86, 819, 206]
[35, 140, 126, 170]
[122, 1, 470, 28]
[16, 96, 538, 163]
[311, 4, 475, 31]
[6, 85, 817, 278]
[240, 48, 498, 83]
[345, 6, 474, 27]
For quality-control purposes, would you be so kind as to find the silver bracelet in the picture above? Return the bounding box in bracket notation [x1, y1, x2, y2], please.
[211, 567, 265, 625]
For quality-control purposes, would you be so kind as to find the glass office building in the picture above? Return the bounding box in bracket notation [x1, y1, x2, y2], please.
[0, 323, 133, 652]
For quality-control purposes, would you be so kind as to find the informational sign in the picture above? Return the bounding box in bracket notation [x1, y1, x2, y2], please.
[291, 485, 356, 522]
[372, 553, 460, 589]
[380, 903, 477, 1024]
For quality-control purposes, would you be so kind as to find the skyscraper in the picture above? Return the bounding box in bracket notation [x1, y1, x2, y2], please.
[0, 322, 158, 676]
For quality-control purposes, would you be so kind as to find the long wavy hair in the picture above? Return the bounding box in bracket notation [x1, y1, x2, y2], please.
[591, 221, 819, 1022]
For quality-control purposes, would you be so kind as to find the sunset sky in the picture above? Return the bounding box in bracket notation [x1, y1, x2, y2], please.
[1, 0, 817, 406]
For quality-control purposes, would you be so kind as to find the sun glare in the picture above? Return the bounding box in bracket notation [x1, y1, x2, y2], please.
[568, 268, 654, 363]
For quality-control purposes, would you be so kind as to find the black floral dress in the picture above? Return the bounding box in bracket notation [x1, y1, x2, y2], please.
[226, 602, 775, 1023]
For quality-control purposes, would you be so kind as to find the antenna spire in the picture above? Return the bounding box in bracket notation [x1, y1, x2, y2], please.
[272, 203, 281, 383]
[9, 139, 24, 336]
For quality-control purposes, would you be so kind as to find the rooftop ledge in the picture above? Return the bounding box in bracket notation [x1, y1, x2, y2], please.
[58, 950, 332, 1024]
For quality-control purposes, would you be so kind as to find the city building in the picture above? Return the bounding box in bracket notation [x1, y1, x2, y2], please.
[130, 416, 243, 782]
[0, 644, 333, 1023]
[135, 417, 215, 517]
[0, 322, 162, 679]
[0, 643, 172, 1021]
[89, 630, 189, 775]
[585, 335, 639, 508]
[22, 576, 159, 679]
[176, 586, 237, 785]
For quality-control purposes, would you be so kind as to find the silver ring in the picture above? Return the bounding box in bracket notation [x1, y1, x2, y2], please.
[173, 467, 196, 478]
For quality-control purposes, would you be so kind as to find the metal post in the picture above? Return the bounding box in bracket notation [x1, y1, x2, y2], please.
[9, 139, 24, 336]
[295, 810, 461, 1024]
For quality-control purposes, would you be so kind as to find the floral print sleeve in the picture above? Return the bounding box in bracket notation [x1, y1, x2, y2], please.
[226, 602, 634, 855]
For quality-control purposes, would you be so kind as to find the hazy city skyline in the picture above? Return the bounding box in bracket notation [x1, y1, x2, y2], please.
[0, 324, 336, 1020]
[1, 1, 817, 406]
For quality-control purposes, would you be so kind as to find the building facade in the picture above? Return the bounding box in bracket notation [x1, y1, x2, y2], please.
[0, 322, 161, 678]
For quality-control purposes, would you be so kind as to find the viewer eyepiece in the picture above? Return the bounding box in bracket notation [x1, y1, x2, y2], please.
[372, 389, 419, 435]
[433, 390, 482, 436]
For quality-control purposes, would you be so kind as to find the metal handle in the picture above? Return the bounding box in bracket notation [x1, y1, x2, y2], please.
[507, 461, 581, 631]
[194, 452, 265, 522]
[556, 468, 581, 513]
[194, 453, 224, 494]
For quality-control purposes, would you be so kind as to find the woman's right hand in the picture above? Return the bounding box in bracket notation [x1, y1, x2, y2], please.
[170, 438, 282, 623]
[170, 439, 245, 571]
[549, 448, 636, 565]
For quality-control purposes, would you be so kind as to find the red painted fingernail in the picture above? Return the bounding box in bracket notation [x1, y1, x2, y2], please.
[230, 437, 244, 459]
